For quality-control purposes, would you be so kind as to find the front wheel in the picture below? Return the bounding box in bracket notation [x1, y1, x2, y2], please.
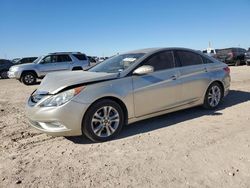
[21, 72, 37, 85]
[203, 82, 223, 109]
[82, 99, 124, 142]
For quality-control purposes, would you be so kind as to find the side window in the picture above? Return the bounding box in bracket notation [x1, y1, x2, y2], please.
[202, 56, 214, 64]
[176, 51, 203, 66]
[43, 56, 52, 64]
[143, 51, 175, 71]
[57, 55, 72, 62]
[73, 54, 87, 60]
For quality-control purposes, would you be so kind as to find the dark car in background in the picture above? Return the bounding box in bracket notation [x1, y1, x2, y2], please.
[14, 57, 38, 65]
[0, 59, 13, 79]
[87, 56, 97, 64]
[245, 48, 250, 66]
[215, 48, 246, 66]
[12, 58, 21, 64]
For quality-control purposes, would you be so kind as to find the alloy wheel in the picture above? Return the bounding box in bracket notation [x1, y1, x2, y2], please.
[208, 85, 221, 107]
[91, 106, 120, 138]
[24, 74, 35, 84]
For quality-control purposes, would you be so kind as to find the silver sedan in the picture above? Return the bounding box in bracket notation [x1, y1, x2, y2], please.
[26, 48, 230, 142]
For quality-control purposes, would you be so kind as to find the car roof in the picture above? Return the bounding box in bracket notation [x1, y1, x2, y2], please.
[123, 47, 199, 55]
[217, 48, 246, 51]
[49, 52, 85, 55]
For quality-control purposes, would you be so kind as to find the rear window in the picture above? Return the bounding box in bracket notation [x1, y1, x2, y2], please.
[176, 51, 203, 66]
[57, 55, 72, 62]
[73, 54, 87, 60]
[202, 56, 214, 64]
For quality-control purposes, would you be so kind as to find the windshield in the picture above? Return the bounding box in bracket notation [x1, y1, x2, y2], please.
[33, 56, 43, 64]
[89, 53, 145, 73]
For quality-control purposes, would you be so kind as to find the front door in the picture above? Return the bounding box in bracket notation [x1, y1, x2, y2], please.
[132, 50, 181, 117]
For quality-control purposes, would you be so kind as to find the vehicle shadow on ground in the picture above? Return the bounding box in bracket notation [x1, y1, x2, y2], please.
[66, 90, 250, 144]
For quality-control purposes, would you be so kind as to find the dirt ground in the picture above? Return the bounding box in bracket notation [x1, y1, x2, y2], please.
[0, 66, 250, 188]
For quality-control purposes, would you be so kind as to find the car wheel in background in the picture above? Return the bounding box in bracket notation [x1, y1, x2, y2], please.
[21, 72, 37, 85]
[235, 60, 241, 66]
[0, 71, 9, 79]
[246, 61, 250, 66]
[203, 82, 223, 109]
[82, 99, 124, 142]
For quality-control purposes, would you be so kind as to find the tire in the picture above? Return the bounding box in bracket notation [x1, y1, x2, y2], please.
[0, 71, 8, 79]
[235, 60, 241, 66]
[82, 99, 125, 142]
[246, 61, 250, 66]
[21, 72, 37, 85]
[203, 82, 223, 109]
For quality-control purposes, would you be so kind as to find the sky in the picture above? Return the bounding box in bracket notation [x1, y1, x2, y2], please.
[0, 0, 250, 59]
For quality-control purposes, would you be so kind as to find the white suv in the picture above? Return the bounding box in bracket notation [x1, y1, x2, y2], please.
[8, 52, 90, 85]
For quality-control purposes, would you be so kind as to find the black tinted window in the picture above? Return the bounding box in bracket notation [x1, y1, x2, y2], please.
[73, 54, 87, 60]
[20, 59, 26, 63]
[30, 57, 37, 62]
[57, 55, 72, 62]
[202, 56, 214, 64]
[176, 51, 203, 66]
[143, 51, 175, 71]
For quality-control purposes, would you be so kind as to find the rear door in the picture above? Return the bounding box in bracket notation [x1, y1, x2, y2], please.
[38, 55, 71, 76]
[132, 50, 182, 117]
[53, 55, 71, 70]
[174, 50, 210, 104]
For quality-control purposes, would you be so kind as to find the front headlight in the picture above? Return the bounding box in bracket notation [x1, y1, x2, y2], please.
[39, 86, 84, 107]
[10, 66, 19, 72]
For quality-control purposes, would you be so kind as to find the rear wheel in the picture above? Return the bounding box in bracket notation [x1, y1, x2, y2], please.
[82, 99, 124, 142]
[21, 72, 37, 85]
[0, 71, 8, 79]
[203, 82, 223, 109]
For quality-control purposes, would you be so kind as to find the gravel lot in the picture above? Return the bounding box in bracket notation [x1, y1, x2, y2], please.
[0, 66, 250, 188]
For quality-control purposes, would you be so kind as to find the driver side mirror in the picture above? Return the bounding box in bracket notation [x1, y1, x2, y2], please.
[133, 65, 154, 75]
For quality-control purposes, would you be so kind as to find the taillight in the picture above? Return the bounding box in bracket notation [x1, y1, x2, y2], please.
[223, 67, 230, 74]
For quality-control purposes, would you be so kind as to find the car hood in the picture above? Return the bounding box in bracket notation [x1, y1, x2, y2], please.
[38, 71, 119, 94]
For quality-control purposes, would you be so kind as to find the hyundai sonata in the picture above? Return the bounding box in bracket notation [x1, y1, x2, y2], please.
[26, 48, 230, 142]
